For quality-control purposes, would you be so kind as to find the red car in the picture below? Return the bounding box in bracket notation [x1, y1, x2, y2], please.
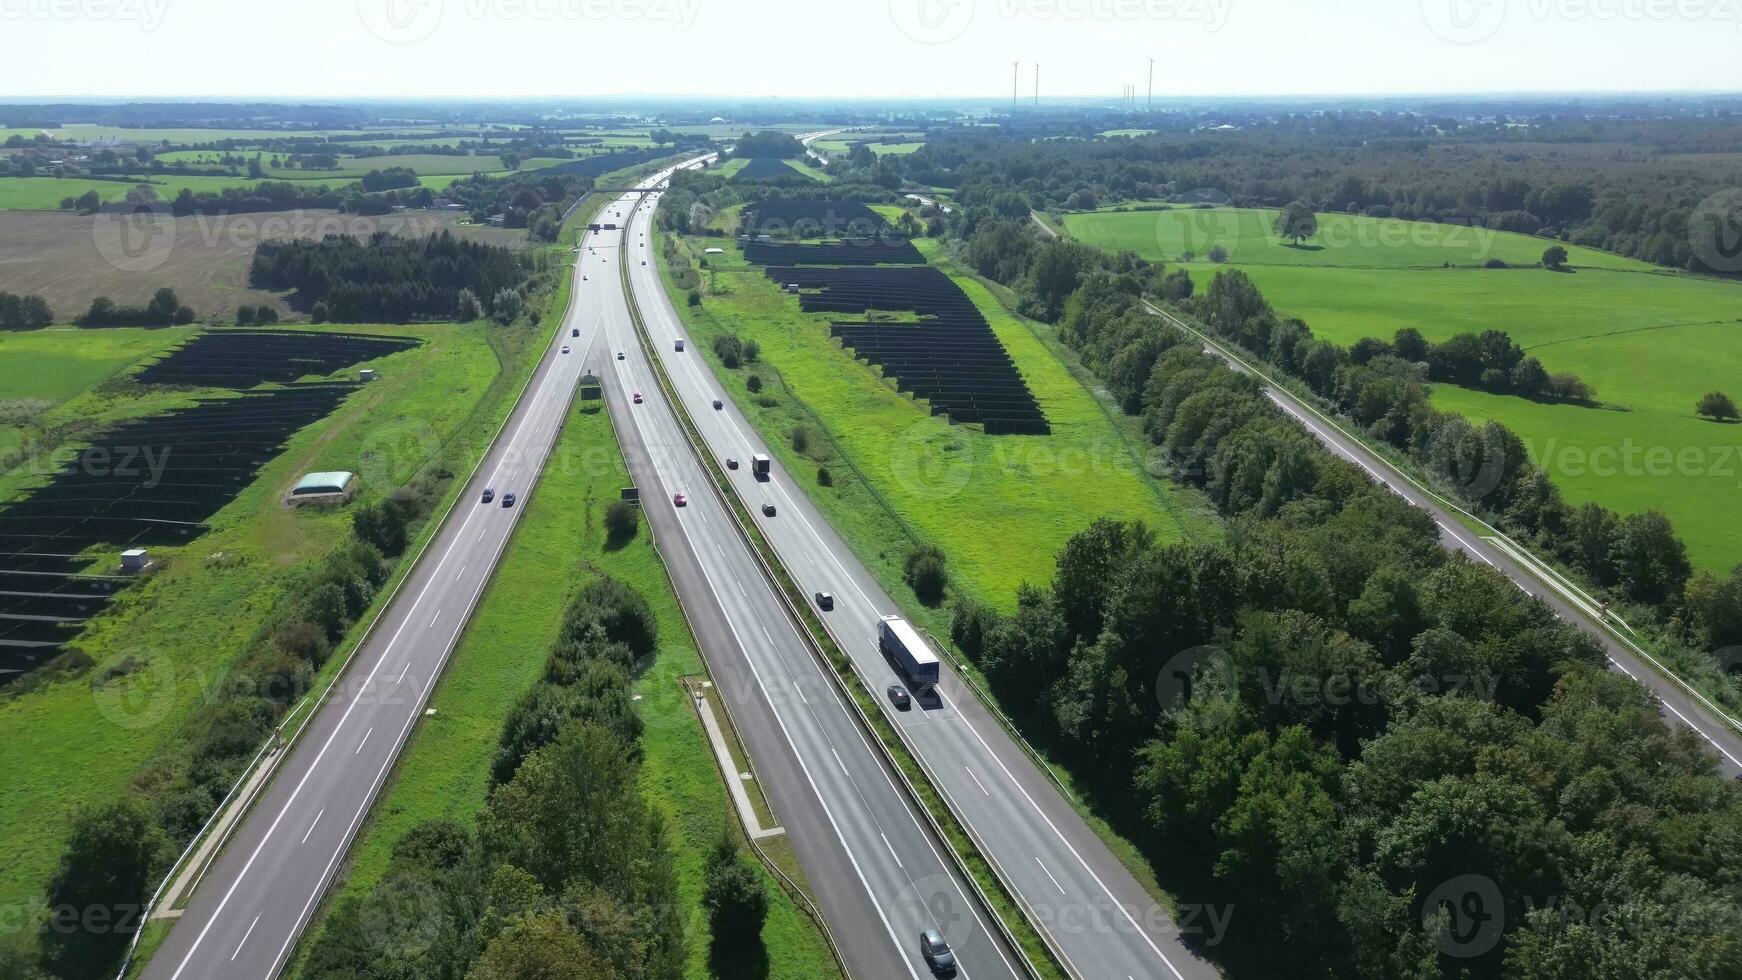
[673, 492, 687, 507]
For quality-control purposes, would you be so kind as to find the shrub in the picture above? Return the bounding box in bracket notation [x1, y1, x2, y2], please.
[790, 425, 809, 454]
[603, 499, 638, 545]
[746, 374, 763, 393]
[687, 290, 702, 307]
[817, 466, 832, 487]
[904, 543, 948, 605]
[703, 829, 768, 961]
[1696, 390, 1738, 421]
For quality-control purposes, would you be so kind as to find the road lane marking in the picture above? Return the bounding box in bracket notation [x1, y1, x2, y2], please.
[882, 832, 904, 869]
[429, 610, 441, 628]
[456, 564, 466, 580]
[965, 766, 990, 797]
[1036, 857, 1067, 895]
[300, 809, 324, 844]
[396, 662, 408, 684]
[230, 915, 260, 961]
[354, 727, 372, 755]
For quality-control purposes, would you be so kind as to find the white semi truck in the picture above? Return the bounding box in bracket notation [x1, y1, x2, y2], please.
[879, 615, 939, 688]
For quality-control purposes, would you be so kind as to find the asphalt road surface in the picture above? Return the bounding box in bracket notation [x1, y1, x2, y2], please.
[597, 169, 1025, 980]
[625, 184, 1222, 980]
[1148, 303, 1742, 781]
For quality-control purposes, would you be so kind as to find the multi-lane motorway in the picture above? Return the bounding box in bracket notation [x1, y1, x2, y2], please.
[1147, 303, 1742, 780]
[623, 181, 1220, 979]
[141, 169, 700, 980]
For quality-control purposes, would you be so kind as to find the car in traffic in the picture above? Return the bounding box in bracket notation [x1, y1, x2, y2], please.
[561, 346, 570, 354]
[761, 503, 776, 517]
[572, 327, 579, 337]
[712, 399, 723, 410]
[887, 684, 911, 710]
[633, 392, 644, 404]
[480, 488, 494, 504]
[725, 457, 739, 470]
[501, 493, 516, 508]
[919, 929, 955, 974]
[617, 351, 626, 360]
[814, 591, 834, 611]
[673, 492, 687, 507]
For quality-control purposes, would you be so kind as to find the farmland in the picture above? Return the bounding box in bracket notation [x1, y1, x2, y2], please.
[657, 213, 1211, 612]
[287, 405, 841, 980]
[0, 208, 528, 319]
[1058, 204, 1742, 570]
[0, 318, 523, 922]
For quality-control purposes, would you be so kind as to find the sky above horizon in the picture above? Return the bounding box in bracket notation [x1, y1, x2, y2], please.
[2, 0, 1738, 100]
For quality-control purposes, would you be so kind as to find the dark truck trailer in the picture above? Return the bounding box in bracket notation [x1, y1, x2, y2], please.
[880, 615, 939, 688]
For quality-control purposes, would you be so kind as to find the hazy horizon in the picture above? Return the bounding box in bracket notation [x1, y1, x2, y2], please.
[4, 0, 1740, 101]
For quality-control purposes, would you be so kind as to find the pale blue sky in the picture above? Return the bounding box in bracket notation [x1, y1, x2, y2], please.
[2, 0, 1737, 99]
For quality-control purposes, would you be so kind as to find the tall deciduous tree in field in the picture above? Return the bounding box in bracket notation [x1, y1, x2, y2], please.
[1696, 390, 1738, 421]
[1541, 244, 1569, 269]
[1274, 201, 1318, 245]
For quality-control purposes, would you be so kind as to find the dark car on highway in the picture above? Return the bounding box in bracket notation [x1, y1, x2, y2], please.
[919, 928, 954, 974]
[480, 488, 494, 504]
[761, 503, 776, 517]
[501, 493, 516, 508]
[814, 591, 834, 611]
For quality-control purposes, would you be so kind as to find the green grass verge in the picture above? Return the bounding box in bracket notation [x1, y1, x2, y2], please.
[664, 230, 1212, 610]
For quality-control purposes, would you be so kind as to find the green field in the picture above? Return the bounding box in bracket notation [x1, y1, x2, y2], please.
[0, 321, 530, 919]
[1059, 205, 1742, 571]
[0, 328, 192, 458]
[0, 174, 349, 209]
[660, 224, 1211, 610]
[152, 151, 535, 179]
[287, 407, 839, 980]
[1061, 205, 1647, 271]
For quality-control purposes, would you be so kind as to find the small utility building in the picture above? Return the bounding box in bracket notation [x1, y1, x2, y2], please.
[287, 471, 357, 506]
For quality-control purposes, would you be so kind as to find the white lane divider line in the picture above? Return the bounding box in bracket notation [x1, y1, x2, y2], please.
[965, 766, 990, 797]
[300, 808, 325, 845]
[881, 832, 904, 869]
[1036, 857, 1067, 895]
[396, 662, 408, 684]
[230, 915, 260, 961]
[456, 564, 466, 581]
[830, 747, 849, 777]
[429, 610, 441, 629]
[354, 727, 373, 756]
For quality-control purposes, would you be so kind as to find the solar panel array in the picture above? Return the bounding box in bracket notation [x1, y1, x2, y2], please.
[134, 329, 419, 387]
[1, 328, 418, 680]
[761, 265, 1050, 435]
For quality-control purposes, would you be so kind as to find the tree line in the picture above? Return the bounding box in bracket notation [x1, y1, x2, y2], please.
[249, 231, 528, 323]
[927, 200, 1742, 976]
[300, 575, 698, 980]
[76, 287, 195, 327]
[0, 290, 53, 329]
[887, 117, 1742, 275]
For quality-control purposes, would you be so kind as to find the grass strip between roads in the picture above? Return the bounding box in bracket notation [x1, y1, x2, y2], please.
[619, 213, 1070, 980]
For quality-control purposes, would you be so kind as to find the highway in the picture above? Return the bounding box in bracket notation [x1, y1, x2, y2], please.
[624, 183, 1222, 979]
[1146, 303, 1742, 780]
[140, 169, 709, 980]
[597, 170, 1025, 980]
